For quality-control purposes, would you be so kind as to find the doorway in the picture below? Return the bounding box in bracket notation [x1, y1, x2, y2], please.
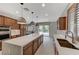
[39, 25, 49, 37]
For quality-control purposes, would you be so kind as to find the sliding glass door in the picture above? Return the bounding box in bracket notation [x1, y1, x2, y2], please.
[39, 25, 49, 37]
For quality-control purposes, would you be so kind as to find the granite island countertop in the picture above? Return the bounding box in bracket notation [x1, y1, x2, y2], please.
[2, 33, 43, 47]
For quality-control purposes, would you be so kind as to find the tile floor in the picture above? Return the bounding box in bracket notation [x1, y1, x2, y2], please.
[35, 37, 55, 55]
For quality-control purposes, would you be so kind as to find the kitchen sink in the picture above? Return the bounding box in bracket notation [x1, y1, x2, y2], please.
[57, 39, 79, 50]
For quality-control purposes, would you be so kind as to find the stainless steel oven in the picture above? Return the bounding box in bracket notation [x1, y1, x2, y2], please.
[0, 26, 10, 40]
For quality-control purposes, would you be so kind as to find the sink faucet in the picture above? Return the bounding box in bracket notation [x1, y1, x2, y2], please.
[65, 31, 75, 43]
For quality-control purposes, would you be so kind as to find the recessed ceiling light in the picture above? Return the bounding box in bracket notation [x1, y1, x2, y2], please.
[27, 17, 29, 19]
[16, 11, 19, 14]
[42, 3, 45, 7]
[45, 13, 48, 16]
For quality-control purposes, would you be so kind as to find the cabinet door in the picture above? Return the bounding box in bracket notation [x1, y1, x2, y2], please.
[15, 24, 19, 29]
[33, 35, 43, 54]
[0, 16, 4, 25]
[33, 39, 38, 54]
[38, 37, 42, 48]
[59, 17, 67, 30]
[0, 41, 2, 50]
[4, 17, 17, 28]
[38, 37, 41, 46]
[9, 19, 17, 29]
[4, 17, 11, 26]
[23, 42, 33, 55]
[20, 24, 26, 36]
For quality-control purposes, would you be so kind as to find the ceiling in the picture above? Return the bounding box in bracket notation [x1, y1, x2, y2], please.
[0, 3, 69, 23]
[23, 3, 69, 22]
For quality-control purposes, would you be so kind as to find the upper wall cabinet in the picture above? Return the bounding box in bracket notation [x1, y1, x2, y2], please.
[57, 17, 67, 30]
[4, 17, 16, 26]
[19, 24, 26, 36]
[0, 15, 5, 25]
[4, 17, 17, 29]
[0, 15, 19, 29]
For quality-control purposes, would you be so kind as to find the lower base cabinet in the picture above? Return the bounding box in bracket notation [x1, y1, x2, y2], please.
[33, 39, 38, 54]
[23, 42, 33, 55]
[0, 41, 2, 50]
[23, 35, 43, 55]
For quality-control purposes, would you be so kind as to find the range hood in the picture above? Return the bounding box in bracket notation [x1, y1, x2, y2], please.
[17, 17, 26, 24]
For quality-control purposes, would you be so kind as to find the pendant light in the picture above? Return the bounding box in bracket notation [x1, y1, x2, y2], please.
[17, 3, 26, 24]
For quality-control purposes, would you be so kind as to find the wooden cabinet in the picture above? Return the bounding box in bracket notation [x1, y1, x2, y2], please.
[4, 17, 13, 26]
[20, 24, 24, 36]
[33, 39, 38, 54]
[57, 17, 67, 30]
[38, 37, 41, 47]
[38, 35, 43, 45]
[10, 19, 17, 29]
[0, 16, 5, 25]
[2, 34, 43, 55]
[19, 24, 26, 36]
[15, 24, 20, 29]
[23, 35, 43, 55]
[11, 24, 19, 29]
[0, 41, 2, 50]
[4, 17, 18, 29]
[23, 42, 33, 55]
[0, 15, 20, 29]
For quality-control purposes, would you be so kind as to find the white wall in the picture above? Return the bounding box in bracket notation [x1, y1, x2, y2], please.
[49, 22, 57, 38]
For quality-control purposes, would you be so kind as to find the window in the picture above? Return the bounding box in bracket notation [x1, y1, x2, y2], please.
[68, 4, 79, 38]
[39, 25, 49, 33]
[68, 8, 75, 34]
[76, 3, 79, 36]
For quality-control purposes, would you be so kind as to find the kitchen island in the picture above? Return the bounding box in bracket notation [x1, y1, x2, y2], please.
[2, 33, 43, 55]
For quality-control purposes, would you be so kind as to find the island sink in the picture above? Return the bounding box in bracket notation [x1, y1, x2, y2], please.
[57, 39, 79, 50]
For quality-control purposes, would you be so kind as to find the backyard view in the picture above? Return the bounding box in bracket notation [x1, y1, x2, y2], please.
[39, 25, 49, 36]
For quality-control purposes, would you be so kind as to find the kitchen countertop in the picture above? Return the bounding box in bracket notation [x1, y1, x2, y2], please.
[3, 33, 42, 47]
[54, 34, 79, 55]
